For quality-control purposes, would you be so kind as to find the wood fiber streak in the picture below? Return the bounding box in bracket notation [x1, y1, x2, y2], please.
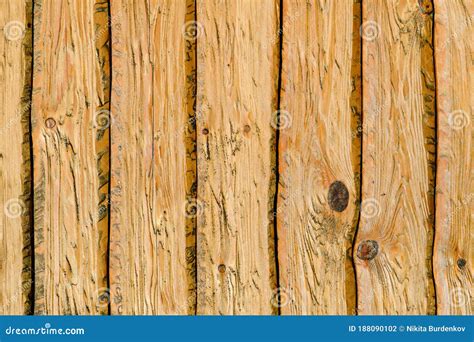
[355, 0, 436, 314]
[31, 0, 110, 314]
[433, 0, 473, 315]
[110, 0, 196, 315]
[277, 0, 361, 315]
[196, 0, 279, 314]
[0, 0, 33, 314]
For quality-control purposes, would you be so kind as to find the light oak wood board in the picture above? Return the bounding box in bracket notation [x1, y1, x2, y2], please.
[433, 0, 473, 315]
[109, 0, 196, 315]
[196, 0, 280, 315]
[0, 0, 33, 315]
[354, 0, 437, 314]
[277, 0, 361, 315]
[31, 0, 110, 314]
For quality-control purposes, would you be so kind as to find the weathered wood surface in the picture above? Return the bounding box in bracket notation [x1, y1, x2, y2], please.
[277, 0, 361, 315]
[0, 0, 473, 316]
[31, 0, 110, 314]
[354, 0, 437, 314]
[0, 0, 33, 315]
[196, 0, 280, 314]
[110, 0, 196, 315]
[433, 0, 473, 315]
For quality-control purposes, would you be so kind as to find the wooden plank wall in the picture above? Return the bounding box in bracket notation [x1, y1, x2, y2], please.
[0, 0, 471, 315]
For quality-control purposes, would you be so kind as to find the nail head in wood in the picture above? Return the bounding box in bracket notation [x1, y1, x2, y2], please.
[356, 240, 379, 260]
[328, 181, 349, 212]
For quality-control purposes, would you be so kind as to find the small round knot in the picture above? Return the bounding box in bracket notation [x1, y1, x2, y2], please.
[45, 117, 56, 129]
[457, 258, 466, 269]
[418, 0, 433, 14]
[356, 240, 379, 260]
[218, 264, 226, 274]
[243, 124, 251, 133]
[202, 128, 209, 135]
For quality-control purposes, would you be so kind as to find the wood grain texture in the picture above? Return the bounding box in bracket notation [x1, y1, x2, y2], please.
[109, 0, 196, 315]
[0, 0, 472, 316]
[433, 0, 473, 315]
[196, 0, 279, 315]
[354, 0, 437, 314]
[31, 0, 110, 314]
[0, 0, 33, 315]
[276, 0, 361, 315]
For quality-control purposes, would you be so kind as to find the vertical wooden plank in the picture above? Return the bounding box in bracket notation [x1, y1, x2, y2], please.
[0, 0, 33, 314]
[196, 0, 279, 315]
[354, 0, 436, 314]
[433, 0, 473, 315]
[32, 0, 110, 314]
[277, 0, 361, 314]
[110, 0, 196, 314]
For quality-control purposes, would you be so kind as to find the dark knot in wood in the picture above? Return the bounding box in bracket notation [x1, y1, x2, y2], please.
[357, 240, 379, 260]
[457, 258, 466, 269]
[328, 181, 349, 212]
[45, 117, 56, 129]
[418, 0, 433, 14]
